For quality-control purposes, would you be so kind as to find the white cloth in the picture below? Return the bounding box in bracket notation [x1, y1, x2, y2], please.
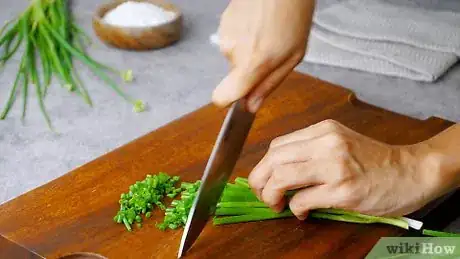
[210, 0, 460, 82]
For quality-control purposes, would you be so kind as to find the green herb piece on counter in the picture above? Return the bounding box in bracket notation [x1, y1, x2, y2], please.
[0, 0, 140, 129]
[113, 172, 182, 231]
[121, 70, 134, 82]
[156, 180, 201, 231]
[133, 100, 146, 113]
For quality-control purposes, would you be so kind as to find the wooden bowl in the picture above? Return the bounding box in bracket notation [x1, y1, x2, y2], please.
[92, 0, 183, 50]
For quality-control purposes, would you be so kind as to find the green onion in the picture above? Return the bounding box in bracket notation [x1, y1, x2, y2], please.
[0, 60, 23, 119]
[217, 201, 269, 208]
[113, 175, 460, 238]
[234, 177, 250, 188]
[0, 0, 141, 128]
[215, 207, 289, 216]
[113, 172, 181, 232]
[156, 180, 201, 231]
[211, 177, 458, 238]
[422, 229, 460, 237]
[213, 210, 294, 225]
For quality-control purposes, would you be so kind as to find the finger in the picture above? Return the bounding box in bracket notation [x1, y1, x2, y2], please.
[245, 52, 304, 113]
[289, 185, 336, 220]
[217, 33, 235, 63]
[260, 163, 316, 212]
[249, 132, 347, 199]
[249, 139, 315, 199]
[212, 58, 279, 108]
[270, 119, 344, 148]
[220, 47, 234, 63]
[248, 154, 273, 200]
[248, 138, 317, 199]
[261, 161, 339, 212]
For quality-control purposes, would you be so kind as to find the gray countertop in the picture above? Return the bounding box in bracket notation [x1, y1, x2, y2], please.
[1, 0, 459, 231]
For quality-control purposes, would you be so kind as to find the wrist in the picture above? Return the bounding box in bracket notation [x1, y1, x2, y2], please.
[409, 141, 460, 196]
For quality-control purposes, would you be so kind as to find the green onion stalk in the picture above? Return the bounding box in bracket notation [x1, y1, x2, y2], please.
[0, 0, 142, 129]
[114, 174, 460, 238]
[212, 177, 460, 238]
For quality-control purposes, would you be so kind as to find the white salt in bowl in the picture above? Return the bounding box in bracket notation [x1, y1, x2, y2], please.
[93, 0, 183, 50]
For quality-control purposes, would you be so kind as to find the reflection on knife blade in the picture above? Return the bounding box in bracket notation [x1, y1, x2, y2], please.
[178, 100, 255, 258]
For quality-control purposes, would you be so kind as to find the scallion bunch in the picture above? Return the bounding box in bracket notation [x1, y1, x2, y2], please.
[213, 178, 460, 238]
[0, 0, 142, 129]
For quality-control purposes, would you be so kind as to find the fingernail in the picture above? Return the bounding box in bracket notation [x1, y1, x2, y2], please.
[297, 213, 308, 221]
[273, 204, 284, 213]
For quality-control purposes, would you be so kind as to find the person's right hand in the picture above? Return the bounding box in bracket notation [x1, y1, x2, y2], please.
[212, 0, 315, 113]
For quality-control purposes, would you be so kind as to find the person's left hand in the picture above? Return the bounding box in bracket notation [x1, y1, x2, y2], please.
[248, 119, 451, 220]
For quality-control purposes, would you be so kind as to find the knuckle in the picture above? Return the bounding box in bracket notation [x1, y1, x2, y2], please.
[265, 148, 281, 166]
[269, 136, 284, 148]
[327, 132, 349, 151]
[248, 174, 262, 190]
[321, 119, 341, 132]
[323, 119, 338, 126]
[270, 167, 285, 187]
[336, 162, 352, 181]
[327, 132, 345, 145]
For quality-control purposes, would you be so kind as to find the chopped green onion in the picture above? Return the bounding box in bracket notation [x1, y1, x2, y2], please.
[133, 100, 146, 113]
[114, 172, 181, 231]
[156, 180, 201, 231]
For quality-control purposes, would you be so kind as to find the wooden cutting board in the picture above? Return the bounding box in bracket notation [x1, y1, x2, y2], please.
[0, 72, 457, 259]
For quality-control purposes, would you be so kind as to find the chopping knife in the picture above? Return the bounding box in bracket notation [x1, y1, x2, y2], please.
[178, 100, 256, 258]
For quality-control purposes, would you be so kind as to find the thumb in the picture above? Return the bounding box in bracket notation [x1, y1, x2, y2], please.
[212, 62, 273, 108]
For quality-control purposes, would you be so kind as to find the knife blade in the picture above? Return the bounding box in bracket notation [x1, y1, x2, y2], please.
[177, 100, 255, 258]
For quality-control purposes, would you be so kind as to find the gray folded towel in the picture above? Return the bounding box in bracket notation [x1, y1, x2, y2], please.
[210, 0, 460, 82]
